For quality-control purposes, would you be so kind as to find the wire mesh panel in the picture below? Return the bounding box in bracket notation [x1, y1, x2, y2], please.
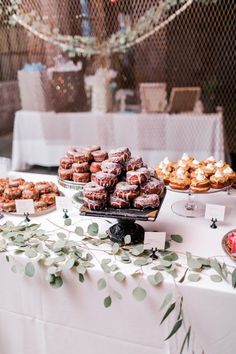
[0, 0, 235, 157]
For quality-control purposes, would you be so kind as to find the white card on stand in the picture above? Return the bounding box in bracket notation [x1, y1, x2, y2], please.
[205, 203, 225, 221]
[15, 199, 34, 214]
[144, 232, 166, 250]
[56, 196, 73, 211]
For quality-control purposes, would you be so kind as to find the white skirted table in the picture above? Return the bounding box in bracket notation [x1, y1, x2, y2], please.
[0, 172, 235, 354]
[12, 111, 225, 171]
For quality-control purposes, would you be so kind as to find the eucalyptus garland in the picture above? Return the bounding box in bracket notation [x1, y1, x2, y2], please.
[0, 218, 235, 353]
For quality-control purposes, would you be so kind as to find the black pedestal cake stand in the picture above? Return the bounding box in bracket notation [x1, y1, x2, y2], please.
[73, 189, 166, 244]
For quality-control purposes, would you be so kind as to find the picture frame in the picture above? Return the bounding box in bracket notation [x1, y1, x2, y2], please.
[139, 83, 167, 113]
[168, 87, 201, 114]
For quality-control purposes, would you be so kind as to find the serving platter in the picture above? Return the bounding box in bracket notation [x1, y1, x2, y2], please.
[57, 177, 86, 191]
[222, 230, 236, 262]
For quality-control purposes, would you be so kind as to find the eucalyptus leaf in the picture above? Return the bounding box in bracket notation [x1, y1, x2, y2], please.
[165, 319, 183, 341]
[133, 258, 149, 266]
[210, 274, 222, 282]
[132, 286, 147, 301]
[65, 258, 75, 269]
[110, 264, 119, 272]
[171, 234, 183, 243]
[160, 302, 175, 324]
[87, 223, 99, 236]
[47, 266, 58, 275]
[25, 262, 35, 277]
[160, 292, 173, 310]
[186, 252, 202, 270]
[188, 273, 201, 282]
[114, 271, 126, 282]
[25, 247, 37, 259]
[64, 218, 72, 226]
[97, 278, 106, 290]
[104, 296, 112, 308]
[75, 226, 84, 236]
[112, 243, 120, 254]
[76, 265, 86, 275]
[232, 269, 236, 288]
[131, 244, 144, 256]
[124, 235, 131, 245]
[163, 252, 178, 262]
[79, 273, 85, 283]
[57, 232, 66, 239]
[50, 275, 63, 288]
[210, 258, 227, 281]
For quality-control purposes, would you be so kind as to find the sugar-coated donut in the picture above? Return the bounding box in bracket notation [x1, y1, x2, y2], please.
[126, 167, 151, 185]
[90, 162, 102, 173]
[3, 187, 22, 200]
[83, 182, 107, 201]
[84, 145, 101, 153]
[91, 173, 97, 182]
[91, 150, 108, 162]
[73, 172, 90, 183]
[8, 178, 25, 188]
[140, 177, 165, 195]
[22, 188, 40, 201]
[19, 182, 35, 191]
[83, 197, 106, 210]
[95, 172, 117, 188]
[72, 151, 92, 163]
[109, 194, 130, 209]
[125, 157, 143, 171]
[109, 147, 131, 163]
[72, 162, 90, 173]
[101, 160, 122, 175]
[114, 182, 139, 200]
[58, 168, 73, 180]
[133, 194, 160, 209]
[35, 182, 52, 194]
[60, 158, 74, 169]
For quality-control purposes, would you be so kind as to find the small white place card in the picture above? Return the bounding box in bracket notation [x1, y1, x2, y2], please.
[205, 203, 225, 221]
[15, 199, 34, 215]
[144, 232, 166, 250]
[56, 196, 73, 211]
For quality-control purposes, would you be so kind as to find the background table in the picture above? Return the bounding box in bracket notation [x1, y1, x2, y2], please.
[12, 111, 225, 171]
[0, 172, 236, 354]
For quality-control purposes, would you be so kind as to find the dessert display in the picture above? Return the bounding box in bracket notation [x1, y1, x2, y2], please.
[222, 230, 236, 261]
[0, 178, 60, 213]
[58, 145, 109, 187]
[156, 154, 235, 192]
[82, 147, 165, 211]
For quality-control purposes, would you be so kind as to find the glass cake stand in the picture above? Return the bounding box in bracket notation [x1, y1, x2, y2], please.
[168, 186, 231, 218]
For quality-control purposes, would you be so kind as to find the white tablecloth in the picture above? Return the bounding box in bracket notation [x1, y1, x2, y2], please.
[11, 111, 225, 171]
[0, 172, 236, 354]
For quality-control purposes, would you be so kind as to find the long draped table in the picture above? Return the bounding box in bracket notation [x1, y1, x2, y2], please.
[0, 172, 236, 354]
[12, 111, 225, 171]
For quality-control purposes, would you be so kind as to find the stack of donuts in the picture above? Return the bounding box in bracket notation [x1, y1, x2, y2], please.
[156, 153, 236, 192]
[0, 178, 60, 212]
[83, 147, 165, 210]
[58, 145, 108, 183]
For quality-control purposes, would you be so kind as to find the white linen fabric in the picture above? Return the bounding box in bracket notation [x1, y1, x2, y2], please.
[11, 111, 225, 171]
[0, 172, 235, 354]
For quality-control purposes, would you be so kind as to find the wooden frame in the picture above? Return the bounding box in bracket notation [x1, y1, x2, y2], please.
[168, 87, 201, 114]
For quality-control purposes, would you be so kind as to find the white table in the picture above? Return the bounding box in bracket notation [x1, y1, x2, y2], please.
[0, 172, 236, 354]
[12, 111, 225, 171]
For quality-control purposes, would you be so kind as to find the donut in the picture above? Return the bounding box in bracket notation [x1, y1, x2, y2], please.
[90, 162, 102, 173]
[169, 175, 191, 190]
[2, 200, 16, 212]
[60, 158, 74, 169]
[156, 166, 172, 185]
[40, 192, 57, 205]
[22, 188, 40, 201]
[147, 167, 158, 179]
[126, 167, 151, 185]
[8, 178, 25, 188]
[190, 175, 210, 193]
[204, 164, 216, 177]
[133, 194, 160, 209]
[84, 145, 101, 153]
[72, 162, 90, 173]
[91, 150, 108, 162]
[34, 182, 52, 194]
[101, 160, 122, 175]
[19, 182, 35, 191]
[222, 166, 236, 185]
[3, 187, 22, 200]
[189, 159, 202, 172]
[114, 182, 139, 200]
[109, 194, 130, 209]
[66, 147, 81, 158]
[34, 200, 48, 212]
[83, 182, 107, 201]
[72, 151, 92, 163]
[58, 168, 73, 180]
[109, 147, 131, 163]
[140, 177, 165, 195]
[91, 173, 97, 182]
[125, 157, 143, 171]
[95, 172, 117, 188]
[73, 172, 91, 183]
[83, 197, 105, 210]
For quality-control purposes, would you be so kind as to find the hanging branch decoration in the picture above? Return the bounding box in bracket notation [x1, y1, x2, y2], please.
[0, 0, 217, 57]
